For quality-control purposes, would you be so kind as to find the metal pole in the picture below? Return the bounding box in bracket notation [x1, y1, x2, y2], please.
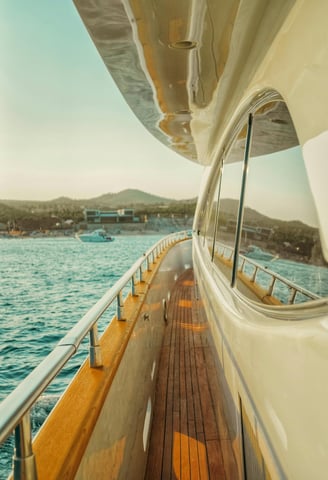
[13, 411, 38, 480]
[131, 274, 137, 296]
[117, 290, 124, 320]
[231, 113, 253, 288]
[211, 167, 223, 261]
[139, 266, 143, 283]
[146, 256, 151, 271]
[89, 323, 103, 368]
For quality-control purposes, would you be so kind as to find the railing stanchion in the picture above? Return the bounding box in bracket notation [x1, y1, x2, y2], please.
[89, 323, 103, 367]
[13, 411, 37, 480]
[288, 288, 297, 304]
[267, 277, 276, 296]
[139, 265, 143, 282]
[251, 266, 258, 283]
[146, 256, 151, 271]
[117, 290, 124, 320]
[239, 258, 245, 272]
[131, 274, 137, 296]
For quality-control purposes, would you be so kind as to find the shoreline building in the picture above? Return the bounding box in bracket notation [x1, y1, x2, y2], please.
[84, 209, 139, 224]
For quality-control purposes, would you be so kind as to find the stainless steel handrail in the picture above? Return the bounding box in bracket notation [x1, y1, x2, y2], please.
[217, 243, 320, 302]
[0, 230, 191, 478]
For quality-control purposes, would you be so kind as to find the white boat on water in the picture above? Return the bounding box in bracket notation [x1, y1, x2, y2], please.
[244, 245, 275, 261]
[2, 1, 328, 480]
[76, 229, 114, 243]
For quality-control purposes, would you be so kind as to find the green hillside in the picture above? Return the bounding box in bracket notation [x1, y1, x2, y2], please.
[0, 189, 196, 230]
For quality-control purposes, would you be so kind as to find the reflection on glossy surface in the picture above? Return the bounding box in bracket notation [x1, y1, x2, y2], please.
[203, 100, 328, 303]
[212, 134, 244, 278]
[238, 102, 326, 302]
[303, 130, 328, 261]
[73, 0, 295, 163]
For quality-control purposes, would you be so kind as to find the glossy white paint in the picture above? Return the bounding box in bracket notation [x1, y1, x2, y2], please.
[303, 131, 328, 261]
[194, 236, 328, 479]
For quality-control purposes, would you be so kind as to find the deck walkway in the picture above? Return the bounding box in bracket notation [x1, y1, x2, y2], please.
[145, 269, 238, 479]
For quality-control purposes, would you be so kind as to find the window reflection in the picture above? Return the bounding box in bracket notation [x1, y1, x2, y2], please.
[236, 101, 327, 304]
[203, 98, 328, 304]
[205, 175, 221, 258]
[210, 128, 245, 280]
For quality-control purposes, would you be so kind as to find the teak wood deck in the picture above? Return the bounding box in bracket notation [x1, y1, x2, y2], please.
[145, 269, 238, 479]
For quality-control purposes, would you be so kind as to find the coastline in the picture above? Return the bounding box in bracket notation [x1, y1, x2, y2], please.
[0, 218, 194, 239]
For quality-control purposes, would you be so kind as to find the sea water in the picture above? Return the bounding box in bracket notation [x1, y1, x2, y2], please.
[0, 235, 162, 478]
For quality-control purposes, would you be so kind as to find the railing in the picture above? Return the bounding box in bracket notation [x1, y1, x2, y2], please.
[0, 230, 191, 480]
[217, 243, 320, 303]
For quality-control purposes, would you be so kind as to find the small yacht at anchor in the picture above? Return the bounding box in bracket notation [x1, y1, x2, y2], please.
[76, 229, 114, 243]
[244, 245, 275, 261]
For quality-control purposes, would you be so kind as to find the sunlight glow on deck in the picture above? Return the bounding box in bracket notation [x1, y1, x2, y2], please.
[173, 432, 209, 480]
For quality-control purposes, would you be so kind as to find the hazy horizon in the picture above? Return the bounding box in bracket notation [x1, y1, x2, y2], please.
[1, 3, 203, 201]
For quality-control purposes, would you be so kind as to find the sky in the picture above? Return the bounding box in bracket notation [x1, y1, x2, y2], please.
[222, 147, 318, 227]
[0, 2, 203, 201]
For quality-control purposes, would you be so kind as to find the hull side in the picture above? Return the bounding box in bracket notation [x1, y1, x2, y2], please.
[193, 236, 328, 479]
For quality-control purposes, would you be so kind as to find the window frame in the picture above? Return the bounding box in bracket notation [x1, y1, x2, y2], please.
[199, 90, 328, 312]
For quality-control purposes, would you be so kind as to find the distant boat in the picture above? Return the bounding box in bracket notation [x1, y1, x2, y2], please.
[244, 245, 274, 261]
[76, 229, 114, 243]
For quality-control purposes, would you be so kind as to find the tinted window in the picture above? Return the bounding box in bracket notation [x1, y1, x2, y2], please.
[237, 101, 326, 304]
[207, 125, 246, 280]
[203, 99, 328, 304]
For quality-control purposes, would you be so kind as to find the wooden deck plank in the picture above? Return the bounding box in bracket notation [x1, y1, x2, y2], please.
[194, 347, 218, 441]
[180, 287, 190, 480]
[190, 353, 204, 437]
[202, 347, 230, 439]
[197, 432, 209, 480]
[162, 289, 176, 480]
[185, 308, 200, 480]
[172, 288, 181, 480]
[145, 269, 237, 480]
[206, 440, 225, 479]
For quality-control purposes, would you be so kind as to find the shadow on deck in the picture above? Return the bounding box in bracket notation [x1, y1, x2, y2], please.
[145, 269, 239, 479]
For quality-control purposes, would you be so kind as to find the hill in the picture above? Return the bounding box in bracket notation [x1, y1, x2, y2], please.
[0, 189, 197, 230]
[1, 189, 177, 211]
[83, 189, 174, 208]
[220, 198, 313, 230]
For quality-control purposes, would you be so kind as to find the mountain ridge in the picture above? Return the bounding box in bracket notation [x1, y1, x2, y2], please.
[0, 192, 314, 233]
[1, 188, 196, 209]
[0, 189, 197, 229]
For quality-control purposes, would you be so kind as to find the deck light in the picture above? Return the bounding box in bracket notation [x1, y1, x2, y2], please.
[169, 40, 197, 50]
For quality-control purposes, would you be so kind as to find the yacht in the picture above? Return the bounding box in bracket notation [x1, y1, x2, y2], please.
[76, 229, 115, 243]
[1, 1, 328, 479]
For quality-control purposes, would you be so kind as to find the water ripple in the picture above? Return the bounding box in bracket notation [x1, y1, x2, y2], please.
[0, 235, 162, 400]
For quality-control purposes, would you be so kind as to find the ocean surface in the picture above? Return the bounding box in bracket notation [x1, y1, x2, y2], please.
[0, 235, 162, 478]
